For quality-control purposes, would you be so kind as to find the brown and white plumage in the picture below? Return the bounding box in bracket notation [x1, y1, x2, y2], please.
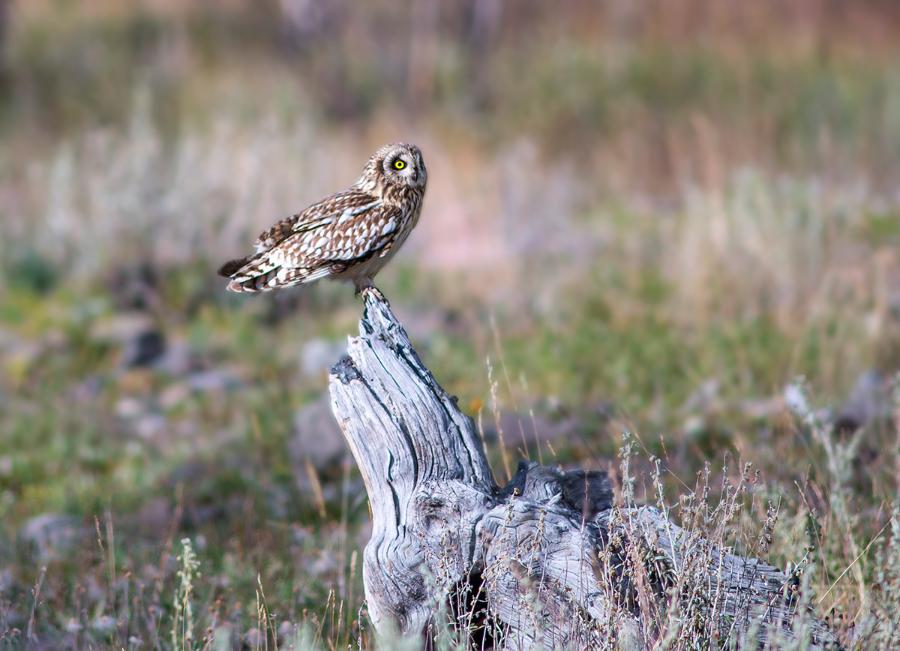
[219, 143, 427, 294]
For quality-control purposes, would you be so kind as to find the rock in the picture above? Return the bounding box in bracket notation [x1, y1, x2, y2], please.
[290, 525, 313, 546]
[682, 414, 707, 438]
[131, 497, 172, 535]
[83, 574, 107, 603]
[834, 370, 891, 432]
[2, 339, 43, 383]
[156, 339, 198, 377]
[120, 330, 166, 368]
[681, 378, 720, 415]
[19, 513, 84, 562]
[243, 628, 264, 648]
[212, 626, 234, 651]
[307, 548, 339, 578]
[159, 368, 243, 408]
[115, 397, 146, 419]
[186, 368, 242, 393]
[0, 567, 13, 592]
[783, 382, 830, 425]
[133, 413, 167, 440]
[289, 394, 347, 473]
[70, 375, 103, 402]
[739, 395, 786, 421]
[104, 262, 160, 312]
[91, 312, 166, 368]
[277, 621, 297, 642]
[91, 615, 117, 634]
[91, 312, 155, 344]
[159, 383, 192, 409]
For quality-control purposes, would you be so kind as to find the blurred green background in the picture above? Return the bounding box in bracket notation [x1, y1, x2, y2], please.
[1, 1, 899, 648]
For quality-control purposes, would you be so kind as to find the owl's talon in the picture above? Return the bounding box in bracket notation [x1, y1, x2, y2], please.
[360, 285, 388, 305]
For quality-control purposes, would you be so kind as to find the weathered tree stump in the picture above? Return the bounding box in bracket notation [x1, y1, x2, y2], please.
[328, 292, 839, 649]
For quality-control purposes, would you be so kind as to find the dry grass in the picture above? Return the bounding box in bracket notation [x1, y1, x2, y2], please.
[1, 2, 900, 649]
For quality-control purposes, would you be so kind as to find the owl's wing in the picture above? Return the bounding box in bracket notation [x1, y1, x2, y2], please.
[220, 197, 401, 292]
[281, 203, 402, 268]
[254, 189, 381, 253]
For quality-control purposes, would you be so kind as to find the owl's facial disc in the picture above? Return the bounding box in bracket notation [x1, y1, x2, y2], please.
[383, 146, 426, 189]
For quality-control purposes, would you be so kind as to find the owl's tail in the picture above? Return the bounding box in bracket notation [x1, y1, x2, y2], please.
[218, 254, 313, 293]
[217, 256, 252, 278]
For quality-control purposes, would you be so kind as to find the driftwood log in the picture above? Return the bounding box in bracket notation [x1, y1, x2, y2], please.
[328, 292, 839, 649]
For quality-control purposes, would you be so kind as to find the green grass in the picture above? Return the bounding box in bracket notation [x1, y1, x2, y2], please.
[1, 240, 895, 645]
[1, 2, 900, 648]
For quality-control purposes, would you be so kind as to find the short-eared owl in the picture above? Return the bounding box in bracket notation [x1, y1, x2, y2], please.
[219, 143, 426, 293]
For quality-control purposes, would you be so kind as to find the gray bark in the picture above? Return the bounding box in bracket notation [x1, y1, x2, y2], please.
[328, 291, 840, 649]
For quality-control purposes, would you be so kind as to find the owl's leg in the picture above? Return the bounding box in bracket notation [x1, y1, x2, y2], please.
[352, 277, 370, 296]
[354, 277, 388, 304]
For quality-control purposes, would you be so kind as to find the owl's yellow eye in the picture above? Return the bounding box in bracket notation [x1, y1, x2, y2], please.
[393, 159, 407, 170]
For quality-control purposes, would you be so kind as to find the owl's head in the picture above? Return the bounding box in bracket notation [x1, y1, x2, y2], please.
[362, 143, 427, 192]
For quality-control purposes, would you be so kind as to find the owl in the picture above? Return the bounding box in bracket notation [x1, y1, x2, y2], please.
[218, 143, 427, 294]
